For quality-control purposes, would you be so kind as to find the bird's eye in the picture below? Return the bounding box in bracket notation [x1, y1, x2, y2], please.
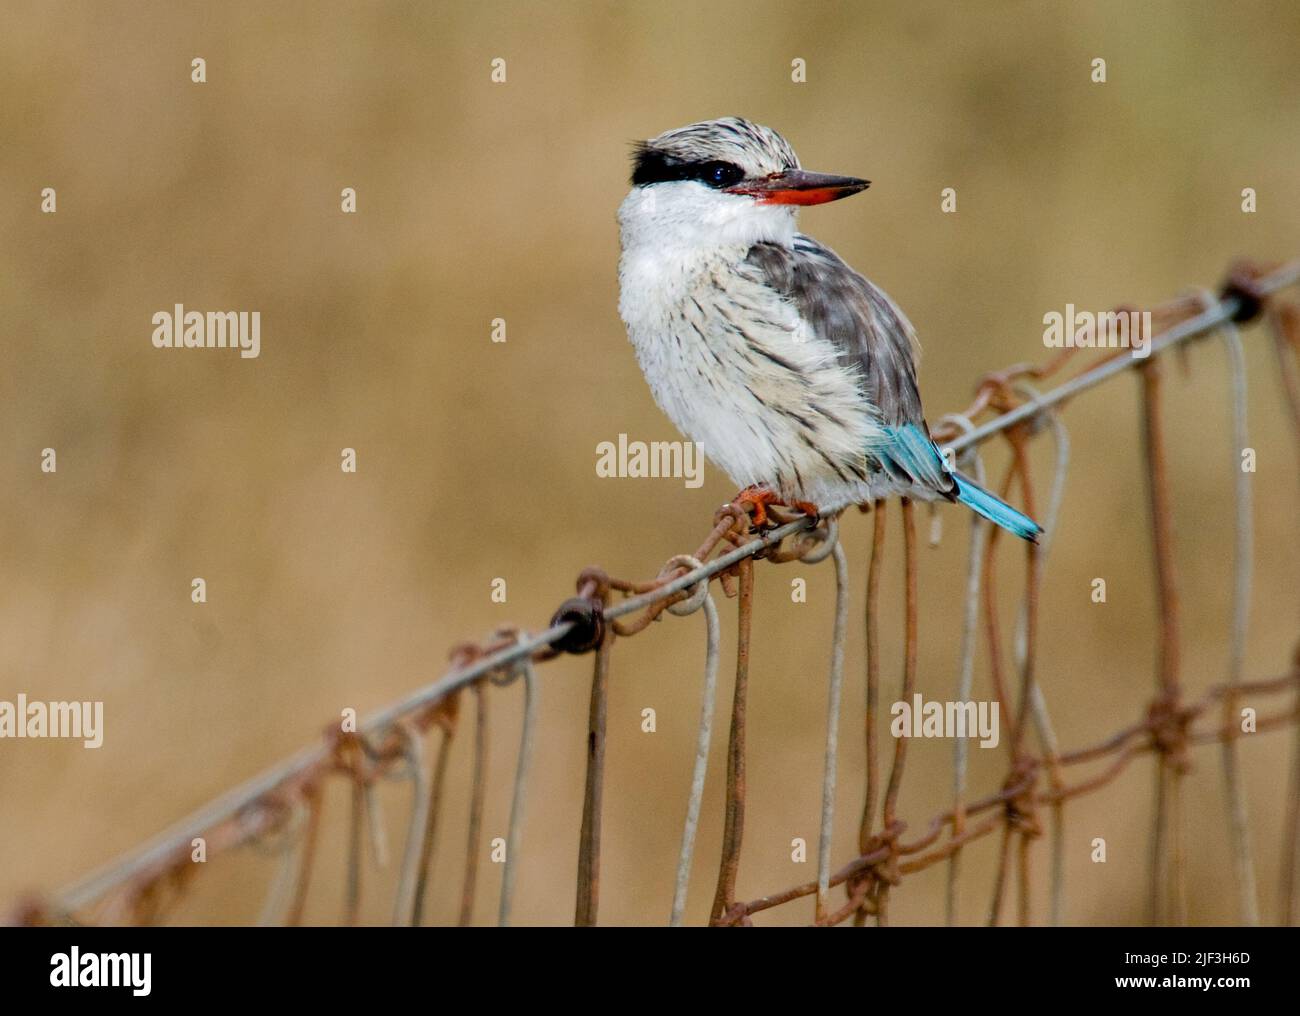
[701, 162, 744, 188]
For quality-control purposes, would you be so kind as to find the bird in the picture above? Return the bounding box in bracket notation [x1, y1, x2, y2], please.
[616, 116, 1042, 542]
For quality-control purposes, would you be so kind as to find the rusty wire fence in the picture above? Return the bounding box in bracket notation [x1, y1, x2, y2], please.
[14, 257, 1300, 928]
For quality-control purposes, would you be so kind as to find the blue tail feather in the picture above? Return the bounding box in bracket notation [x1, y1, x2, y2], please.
[876, 425, 1043, 542]
[951, 470, 1042, 543]
[877, 423, 950, 490]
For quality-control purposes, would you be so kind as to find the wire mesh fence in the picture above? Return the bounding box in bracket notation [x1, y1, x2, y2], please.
[13, 256, 1300, 928]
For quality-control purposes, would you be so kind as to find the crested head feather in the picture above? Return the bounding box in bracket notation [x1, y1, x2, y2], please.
[630, 116, 800, 186]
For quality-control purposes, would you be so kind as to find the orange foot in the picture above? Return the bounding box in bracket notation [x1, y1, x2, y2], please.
[732, 485, 782, 528]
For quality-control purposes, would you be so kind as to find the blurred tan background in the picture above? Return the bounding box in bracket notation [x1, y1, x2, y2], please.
[2, 0, 1299, 925]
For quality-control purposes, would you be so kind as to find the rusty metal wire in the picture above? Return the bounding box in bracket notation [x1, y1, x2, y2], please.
[937, 413, 989, 926]
[816, 527, 849, 920]
[1201, 289, 1261, 926]
[13, 257, 1300, 928]
[665, 554, 720, 927]
[492, 630, 538, 927]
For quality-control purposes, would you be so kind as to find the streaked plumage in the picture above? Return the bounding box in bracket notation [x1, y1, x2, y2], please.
[617, 116, 1041, 540]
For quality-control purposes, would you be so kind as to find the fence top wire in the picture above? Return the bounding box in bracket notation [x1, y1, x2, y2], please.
[43, 258, 1300, 919]
[945, 266, 1294, 454]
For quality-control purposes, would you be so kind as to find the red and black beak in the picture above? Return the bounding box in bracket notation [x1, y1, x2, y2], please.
[725, 169, 869, 206]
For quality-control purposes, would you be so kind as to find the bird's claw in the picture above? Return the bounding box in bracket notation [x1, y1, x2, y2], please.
[731, 486, 780, 528]
[729, 489, 821, 529]
[791, 500, 821, 524]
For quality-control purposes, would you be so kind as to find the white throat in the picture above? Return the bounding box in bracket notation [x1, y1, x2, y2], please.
[617, 183, 798, 255]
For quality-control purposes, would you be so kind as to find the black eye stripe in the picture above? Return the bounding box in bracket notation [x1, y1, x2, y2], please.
[631, 148, 746, 189]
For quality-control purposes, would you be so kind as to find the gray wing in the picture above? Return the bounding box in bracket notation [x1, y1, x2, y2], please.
[743, 235, 923, 427]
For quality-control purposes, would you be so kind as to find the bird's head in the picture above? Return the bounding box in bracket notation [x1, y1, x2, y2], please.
[619, 116, 868, 251]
